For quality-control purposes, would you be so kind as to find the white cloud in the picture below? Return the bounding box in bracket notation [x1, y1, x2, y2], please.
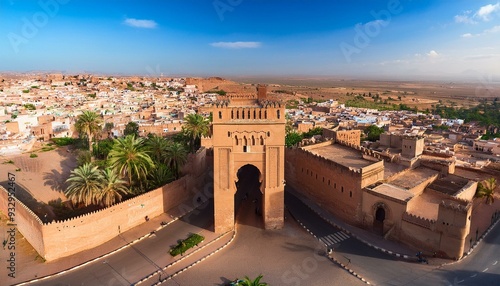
[454, 13, 476, 24]
[123, 18, 157, 29]
[461, 25, 500, 38]
[476, 3, 500, 21]
[455, 3, 500, 23]
[484, 25, 500, 33]
[210, 41, 262, 49]
[426, 50, 439, 58]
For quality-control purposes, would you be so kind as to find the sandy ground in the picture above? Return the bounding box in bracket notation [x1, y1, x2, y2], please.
[0, 146, 77, 204]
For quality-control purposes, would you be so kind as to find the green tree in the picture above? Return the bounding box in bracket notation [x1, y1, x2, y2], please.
[65, 163, 103, 207]
[476, 178, 497, 205]
[104, 122, 114, 133]
[182, 113, 210, 153]
[285, 113, 294, 134]
[75, 111, 102, 153]
[108, 135, 155, 187]
[285, 132, 303, 147]
[364, 125, 385, 142]
[124, 121, 139, 137]
[165, 142, 188, 179]
[98, 168, 130, 207]
[92, 138, 114, 160]
[146, 135, 169, 163]
[23, 103, 36, 110]
[147, 163, 174, 189]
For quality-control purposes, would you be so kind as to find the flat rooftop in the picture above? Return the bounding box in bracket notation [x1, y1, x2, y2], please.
[406, 191, 442, 220]
[388, 167, 438, 190]
[370, 183, 413, 202]
[305, 143, 375, 170]
[428, 175, 470, 196]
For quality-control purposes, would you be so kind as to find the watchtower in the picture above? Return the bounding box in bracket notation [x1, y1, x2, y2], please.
[212, 86, 286, 233]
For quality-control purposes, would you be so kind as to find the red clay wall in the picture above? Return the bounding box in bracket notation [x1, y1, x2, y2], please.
[0, 148, 208, 261]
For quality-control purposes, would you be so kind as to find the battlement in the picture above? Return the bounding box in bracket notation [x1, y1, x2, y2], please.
[212, 99, 285, 122]
[402, 212, 436, 229]
[296, 145, 363, 174]
[0, 186, 43, 225]
[336, 139, 383, 160]
[439, 198, 471, 213]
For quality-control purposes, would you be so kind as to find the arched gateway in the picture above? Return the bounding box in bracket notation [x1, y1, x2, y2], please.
[211, 85, 286, 233]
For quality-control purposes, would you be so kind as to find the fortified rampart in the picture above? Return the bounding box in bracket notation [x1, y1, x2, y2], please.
[285, 141, 384, 225]
[0, 148, 208, 261]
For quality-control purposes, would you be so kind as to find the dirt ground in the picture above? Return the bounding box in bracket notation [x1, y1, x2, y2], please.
[0, 145, 78, 223]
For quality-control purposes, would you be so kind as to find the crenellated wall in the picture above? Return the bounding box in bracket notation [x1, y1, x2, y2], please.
[0, 149, 208, 261]
[285, 144, 384, 225]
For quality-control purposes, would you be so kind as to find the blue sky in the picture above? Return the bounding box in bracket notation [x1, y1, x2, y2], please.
[1, 0, 499, 81]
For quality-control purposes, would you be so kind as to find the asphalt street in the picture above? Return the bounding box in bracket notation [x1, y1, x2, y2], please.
[28, 203, 214, 286]
[285, 192, 500, 286]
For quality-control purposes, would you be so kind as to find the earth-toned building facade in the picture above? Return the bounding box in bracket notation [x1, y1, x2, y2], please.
[210, 85, 286, 233]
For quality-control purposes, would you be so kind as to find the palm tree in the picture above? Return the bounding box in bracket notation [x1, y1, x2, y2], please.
[165, 142, 188, 179]
[98, 168, 130, 207]
[75, 111, 102, 153]
[476, 177, 497, 205]
[147, 163, 174, 189]
[146, 135, 169, 163]
[182, 113, 210, 152]
[234, 275, 268, 286]
[65, 163, 103, 207]
[108, 135, 155, 187]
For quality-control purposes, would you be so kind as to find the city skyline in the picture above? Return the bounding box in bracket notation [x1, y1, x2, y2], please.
[1, 0, 500, 81]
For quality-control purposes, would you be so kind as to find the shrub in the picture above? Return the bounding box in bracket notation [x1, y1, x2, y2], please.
[2, 160, 14, 164]
[52, 137, 76, 146]
[169, 233, 204, 256]
[30, 153, 38, 158]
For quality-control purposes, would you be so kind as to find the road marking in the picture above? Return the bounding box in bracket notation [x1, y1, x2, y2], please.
[320, 231, 350, 247]
[482, 268, 488, 272]
[493, 261, 498, 266]
[470, 274, 477, 278]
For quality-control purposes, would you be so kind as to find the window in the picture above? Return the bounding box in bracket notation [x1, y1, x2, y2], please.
[349, 191, 352, 198]
[277, 110, 281, 119]
[341, 186, 344, 193]
[328, 179, 330, 186]
[219, 111, 222, 119]
[243, 146, 248, 152]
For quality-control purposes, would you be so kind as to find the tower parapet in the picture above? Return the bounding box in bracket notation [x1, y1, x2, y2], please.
[212, 85, 284, 123]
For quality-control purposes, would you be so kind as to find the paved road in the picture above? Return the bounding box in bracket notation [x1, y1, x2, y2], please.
[286, 192, 500, 286]
[164, 192, 362, 286]
[28, 203, 215, 286]
[409, 223, 500, 286]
